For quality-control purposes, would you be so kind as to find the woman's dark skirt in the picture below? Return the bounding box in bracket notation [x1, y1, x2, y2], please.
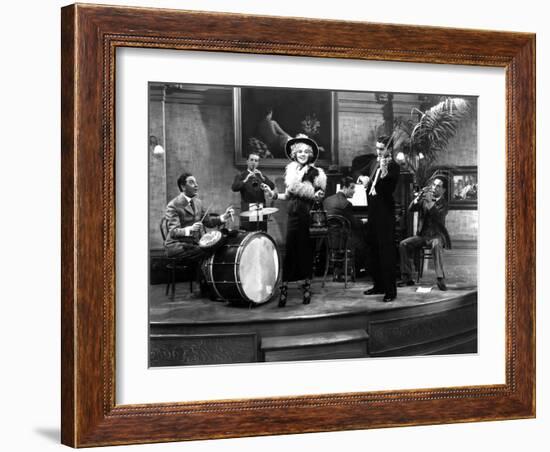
[282, 198, 314, 282]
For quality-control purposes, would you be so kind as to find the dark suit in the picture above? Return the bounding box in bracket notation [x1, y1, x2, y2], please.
[164, 193, 223, 260]
[363, 158, 400, 297]
[323, 192, 354, 223]
[231, 170, 275, 231]
[399, 195, 451, 279]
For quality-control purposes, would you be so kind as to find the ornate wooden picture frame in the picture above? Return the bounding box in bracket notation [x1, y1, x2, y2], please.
[61, 4, 535, 447]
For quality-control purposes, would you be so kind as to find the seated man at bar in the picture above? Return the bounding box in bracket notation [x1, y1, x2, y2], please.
[231, 151, 275, 231]
[399, 176, 452, 291]
[165, 172, 234, 261]
[323, 176, 367, 275]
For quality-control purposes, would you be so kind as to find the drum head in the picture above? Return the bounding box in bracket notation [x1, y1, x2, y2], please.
[238, 233, 279, 304]
[199, 230, 223, 249]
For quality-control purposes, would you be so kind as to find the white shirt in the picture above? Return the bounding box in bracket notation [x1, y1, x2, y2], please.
[182, 194, 197, 236]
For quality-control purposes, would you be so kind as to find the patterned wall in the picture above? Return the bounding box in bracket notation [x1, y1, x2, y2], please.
[446, 210, 478, 242]
[438, 114, 478, 167]
[148, 97, 166, 249]
[164, 102, 239, 215]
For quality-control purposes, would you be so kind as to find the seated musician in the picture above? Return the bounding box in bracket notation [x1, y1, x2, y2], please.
[398, 176, 452, 291]
[231, 151, 275, 232]
[164, 172, 234, 261]
[323, 176, 367, 275]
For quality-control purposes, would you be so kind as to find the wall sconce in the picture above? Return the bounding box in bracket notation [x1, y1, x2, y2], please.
[153, 144, 165, 156]
[149, 135, 165, 156]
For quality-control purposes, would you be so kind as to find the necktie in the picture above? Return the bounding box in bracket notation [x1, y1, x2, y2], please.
[189, 198, 196, 217]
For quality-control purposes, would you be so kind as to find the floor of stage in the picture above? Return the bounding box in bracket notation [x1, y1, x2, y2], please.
[149, 241, 478, 321]
[150, 276, 477, 324]
[149, 244, 478, 325]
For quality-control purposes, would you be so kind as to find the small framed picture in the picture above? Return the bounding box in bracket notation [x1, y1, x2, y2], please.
[450, 166, 478, 209]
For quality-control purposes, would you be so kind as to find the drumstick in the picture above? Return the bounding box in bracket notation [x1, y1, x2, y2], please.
[199, 204, 213, 223]
[226, 205, 234, 223]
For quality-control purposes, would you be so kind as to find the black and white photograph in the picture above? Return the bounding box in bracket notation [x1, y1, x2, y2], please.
[148, 83, 479, 367]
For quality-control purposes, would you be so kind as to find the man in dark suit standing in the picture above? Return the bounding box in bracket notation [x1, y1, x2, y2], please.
[359, 136, 400, 302]
[164, 172, 234, 261]
[231, 152, 275, 231]
[399, 177, 451, 290]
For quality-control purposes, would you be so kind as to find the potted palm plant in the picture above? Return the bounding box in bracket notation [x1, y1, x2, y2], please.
[392, 97, 471, 188]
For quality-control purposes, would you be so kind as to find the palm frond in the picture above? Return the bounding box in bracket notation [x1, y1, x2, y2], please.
[391, 97, 471, 184]
[410, 97, 470, 163]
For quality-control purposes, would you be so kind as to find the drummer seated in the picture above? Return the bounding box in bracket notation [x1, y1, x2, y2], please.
[164, 172, 233, 262]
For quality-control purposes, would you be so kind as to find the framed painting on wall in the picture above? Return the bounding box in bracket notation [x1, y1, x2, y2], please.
[449, 166, 478, 209]
[234, 86, 337, 167]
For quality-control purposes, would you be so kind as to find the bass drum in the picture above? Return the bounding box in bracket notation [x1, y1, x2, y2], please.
[202, 231, 280, 305]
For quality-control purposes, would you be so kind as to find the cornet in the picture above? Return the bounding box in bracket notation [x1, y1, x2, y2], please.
[413, 185, 433, 202]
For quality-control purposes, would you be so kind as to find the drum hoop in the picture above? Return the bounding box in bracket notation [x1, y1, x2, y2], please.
[233, 233, 253, 303]
[204, 253, 224, 301]
[234, 231, 279, 304]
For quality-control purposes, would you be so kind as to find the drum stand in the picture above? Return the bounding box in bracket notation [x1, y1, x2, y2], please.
[253, 204, 262, 232]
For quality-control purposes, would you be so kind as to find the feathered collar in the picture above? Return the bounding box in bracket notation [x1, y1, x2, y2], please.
[284, 161, 327, 200]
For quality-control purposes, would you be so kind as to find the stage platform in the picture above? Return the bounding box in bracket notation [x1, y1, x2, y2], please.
[149, 278, 478, 366]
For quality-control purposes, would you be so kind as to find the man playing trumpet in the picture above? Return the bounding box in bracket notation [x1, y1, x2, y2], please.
[398, 176, 452, 290]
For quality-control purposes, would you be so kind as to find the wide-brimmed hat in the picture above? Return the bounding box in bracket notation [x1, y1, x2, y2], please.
[285, 134, 319, 162]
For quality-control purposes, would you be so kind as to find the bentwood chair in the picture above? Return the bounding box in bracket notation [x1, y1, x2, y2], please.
[159, 218, 196, 298]
[416, 244, 434, 283]
[322, 215, 355, 289]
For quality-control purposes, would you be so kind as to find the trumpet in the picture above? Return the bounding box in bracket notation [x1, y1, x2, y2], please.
[413, 185, 433, 202]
